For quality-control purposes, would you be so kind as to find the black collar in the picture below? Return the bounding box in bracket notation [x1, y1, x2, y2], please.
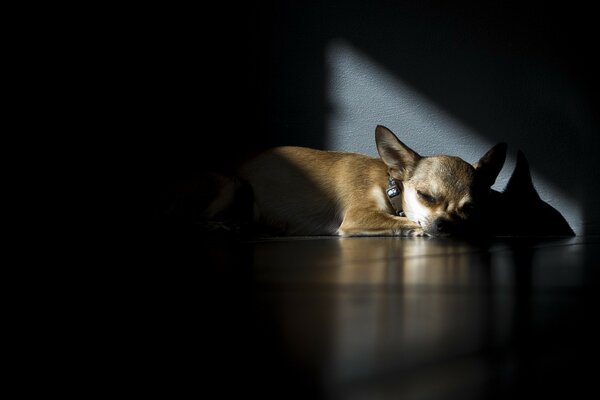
[386, 176, 405, 217]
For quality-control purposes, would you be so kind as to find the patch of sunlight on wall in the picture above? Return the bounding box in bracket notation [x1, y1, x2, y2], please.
[326, 39, 582, 234]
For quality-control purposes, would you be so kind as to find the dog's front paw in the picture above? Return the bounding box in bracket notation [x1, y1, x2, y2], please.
[408, 227, 427, 237]
[398, 227, 427, 237]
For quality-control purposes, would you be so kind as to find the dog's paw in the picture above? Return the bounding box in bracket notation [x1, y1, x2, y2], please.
[398, 227, 427, 237]
[408, 227, 427, 237]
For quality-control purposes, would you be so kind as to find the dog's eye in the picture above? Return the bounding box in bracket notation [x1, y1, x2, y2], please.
[417, 190, 436, 204]
[460, 203, 475, 214]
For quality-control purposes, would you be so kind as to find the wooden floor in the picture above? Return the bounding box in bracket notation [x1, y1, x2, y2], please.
[141, 234, 600, 399]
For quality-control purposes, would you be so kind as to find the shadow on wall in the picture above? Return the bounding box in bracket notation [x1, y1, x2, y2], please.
[489, 150, 573, 236]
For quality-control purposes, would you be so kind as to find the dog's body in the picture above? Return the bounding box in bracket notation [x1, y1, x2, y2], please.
[239, 146, 404, 236]
[163, 126, 575, 237]
[236, 126, 508, 237]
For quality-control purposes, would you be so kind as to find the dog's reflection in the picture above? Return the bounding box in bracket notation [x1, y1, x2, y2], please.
[329, 237, 499, 390]
[254, 236, 582, 398]
[333, 237, 489, 285]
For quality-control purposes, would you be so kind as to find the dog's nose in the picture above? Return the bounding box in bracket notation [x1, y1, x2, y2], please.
[434, 218, 452, 234]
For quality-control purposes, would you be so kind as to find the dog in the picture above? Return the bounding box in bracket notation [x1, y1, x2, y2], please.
[233, 125, 507, 237]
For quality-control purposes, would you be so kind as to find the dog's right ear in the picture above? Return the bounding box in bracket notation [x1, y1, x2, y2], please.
[473, 142, 507, 188]
[375, 125, 421, 178]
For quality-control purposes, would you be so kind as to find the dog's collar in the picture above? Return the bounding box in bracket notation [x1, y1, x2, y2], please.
[386, 176, 405, 217]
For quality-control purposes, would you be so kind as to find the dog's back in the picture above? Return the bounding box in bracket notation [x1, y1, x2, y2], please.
[239, 146, 388, 235]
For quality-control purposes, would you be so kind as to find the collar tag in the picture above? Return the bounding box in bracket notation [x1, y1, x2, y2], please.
[387, 176, 400, 197]
[386, 176, 405, 216]
[386, 186, 400, 198]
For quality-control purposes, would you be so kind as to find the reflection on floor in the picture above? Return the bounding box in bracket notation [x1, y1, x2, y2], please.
[146, 235, 600, 399]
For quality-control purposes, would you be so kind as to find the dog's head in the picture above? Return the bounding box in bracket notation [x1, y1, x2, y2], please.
[376, 125, 507, 237]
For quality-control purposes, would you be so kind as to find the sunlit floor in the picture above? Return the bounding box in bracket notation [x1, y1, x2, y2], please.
[146, 235, 600, 399]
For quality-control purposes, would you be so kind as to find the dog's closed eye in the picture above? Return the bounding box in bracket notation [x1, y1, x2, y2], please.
[459, 202, 476, 215]
[417, 190, 436, 204]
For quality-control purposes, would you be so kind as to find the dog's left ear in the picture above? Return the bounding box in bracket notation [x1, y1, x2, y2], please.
[375, 125, 422, 178]
[473, 143, 507, 187]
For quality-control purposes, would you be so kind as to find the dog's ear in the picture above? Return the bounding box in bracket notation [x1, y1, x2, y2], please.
[375, 125, 421, 178]
[473, 142, 507, 187]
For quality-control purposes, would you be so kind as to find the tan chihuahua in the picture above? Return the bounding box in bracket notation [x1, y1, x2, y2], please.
[236, 125, 507, 237]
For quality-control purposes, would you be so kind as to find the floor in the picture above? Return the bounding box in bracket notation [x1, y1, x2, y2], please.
[142, 234, 600, 399]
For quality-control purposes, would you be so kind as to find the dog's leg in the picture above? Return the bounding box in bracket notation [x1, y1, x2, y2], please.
[338, 208, 426, 237]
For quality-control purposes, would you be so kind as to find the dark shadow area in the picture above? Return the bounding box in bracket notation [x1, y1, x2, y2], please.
[132, 2, 328, 223]
[501, 239, 600, 398]
[122, 234, 259, 397]
[489, 150, 574, 236]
